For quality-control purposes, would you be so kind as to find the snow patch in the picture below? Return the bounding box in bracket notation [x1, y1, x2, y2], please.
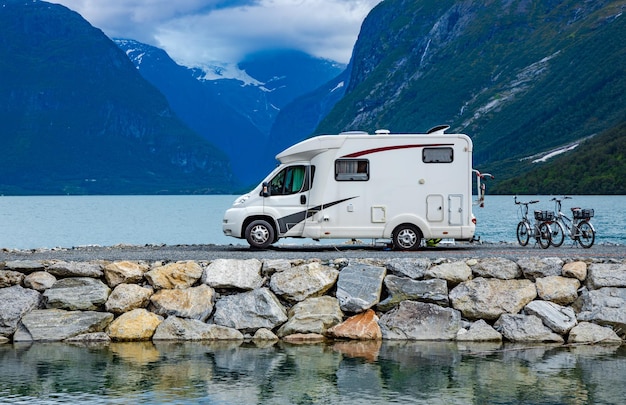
[530, 143, 579, 163]
[192, 62, 263, 87]
[330, 81, 345, 93]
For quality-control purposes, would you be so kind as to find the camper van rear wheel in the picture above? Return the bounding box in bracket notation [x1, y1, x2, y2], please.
[392, 224, 422, 251]
[245, 219, 275, 249]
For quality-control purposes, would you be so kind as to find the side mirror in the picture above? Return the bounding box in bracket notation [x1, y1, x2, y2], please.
[261, 182, 270, 197]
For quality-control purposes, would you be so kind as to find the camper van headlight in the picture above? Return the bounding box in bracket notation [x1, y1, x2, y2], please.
[234, 194, 250, 206]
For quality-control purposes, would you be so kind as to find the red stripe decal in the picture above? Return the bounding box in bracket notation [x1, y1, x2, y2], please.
[341, 143, 453, 158]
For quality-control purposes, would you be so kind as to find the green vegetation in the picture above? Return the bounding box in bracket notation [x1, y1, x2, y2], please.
[493, 120, 626, 195]
[316, 0, 626, 194]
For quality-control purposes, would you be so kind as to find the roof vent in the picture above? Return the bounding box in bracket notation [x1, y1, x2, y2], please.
[427, 125, 450, 134]
[375, 129, 390, 135]
[339, 130, 369, 135]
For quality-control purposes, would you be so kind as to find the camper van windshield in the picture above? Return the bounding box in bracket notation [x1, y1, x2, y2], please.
[269, 165, 310, 195]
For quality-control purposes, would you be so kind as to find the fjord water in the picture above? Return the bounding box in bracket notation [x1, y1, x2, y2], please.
[1, 195, 626, 404]
[1, 341, 625, 404]
[0, 195, 624, 249]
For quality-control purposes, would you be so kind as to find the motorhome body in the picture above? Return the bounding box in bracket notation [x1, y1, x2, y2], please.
[222, 127, 476, 250]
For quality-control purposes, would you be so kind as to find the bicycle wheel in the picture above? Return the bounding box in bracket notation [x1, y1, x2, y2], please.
[516, 221, 531, 246]
[550, 221, 565, 247]
[538, 222, 551, 249]
[577, 221, 595, 248]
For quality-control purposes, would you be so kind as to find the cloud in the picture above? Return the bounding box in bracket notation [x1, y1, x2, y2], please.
[51, 0, 381, 65]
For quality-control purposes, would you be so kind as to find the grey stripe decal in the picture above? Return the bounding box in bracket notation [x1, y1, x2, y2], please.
[277, 196, 358, 234]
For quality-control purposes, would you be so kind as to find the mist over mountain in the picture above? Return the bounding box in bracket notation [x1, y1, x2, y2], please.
[115, 41, 345, 186]
[0, 0, 235, 194]
[2, 0, 624, 195]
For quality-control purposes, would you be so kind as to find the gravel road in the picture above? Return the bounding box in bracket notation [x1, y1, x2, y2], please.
[1, 241, 625, 262]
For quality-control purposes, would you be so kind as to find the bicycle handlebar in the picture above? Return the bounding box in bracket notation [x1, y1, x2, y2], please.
[514, 196, 539, 205]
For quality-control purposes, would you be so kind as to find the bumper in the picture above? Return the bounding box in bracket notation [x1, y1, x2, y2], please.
[222, 208, 245, 239]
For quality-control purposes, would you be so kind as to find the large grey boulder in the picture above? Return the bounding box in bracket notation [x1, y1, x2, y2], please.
[212, 288, 287, 332]
[43, 277, 111, 310]
[517, 257, 564, 281]
[378, 301, 462, 340]
[449, 277, 537, 320]
[202, 259, 264, 290]
[425, 261, 471, 284]
[150, 284, 215, 321]
[0, 285, 42, 337]
[586, 263, 626, 290]
[336, 264, 385, 313]
[153, 316, 243, 341]
[524, 300, 577, 334]
[535, 276, 580, 305]
[47, 261, 104, 278]
[384, 258, 430, 279]
[567, 322, 622, 344]
[494, 314, 564, 343]
[23, 271, 57, 292]
[277, 296, 343, 337]
[261, 259, 292, 276]
[105, 283, 153, 314]
[3, 260, 45, 274]
[145, 261, 203, 290]
[13, 309, 113, 342]
[472, 257, 521, 279]
[270, 262, 338, 302]
[456, 319, 503, 342]
[576, 287, 626, 332]
[103, 261, 149, 287]
[0, 270, 25, 287]
[377, 276, 448, 311]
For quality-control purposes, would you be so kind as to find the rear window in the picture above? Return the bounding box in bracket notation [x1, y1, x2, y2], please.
[423, 147, 453, 163]
[335, 159, 369, 181]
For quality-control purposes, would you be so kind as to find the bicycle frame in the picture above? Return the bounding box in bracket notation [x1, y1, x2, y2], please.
[514, 196, 551, 249]
[549, 197, 596, 248]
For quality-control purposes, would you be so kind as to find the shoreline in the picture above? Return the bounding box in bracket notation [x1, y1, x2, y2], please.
[1, 254, 625, 346]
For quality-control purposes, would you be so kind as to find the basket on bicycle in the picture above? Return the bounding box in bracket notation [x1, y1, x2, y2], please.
[534, 210, 554, 221]
[572, 208, 594, 219]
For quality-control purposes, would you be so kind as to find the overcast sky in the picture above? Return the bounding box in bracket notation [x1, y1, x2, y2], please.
[51, 0, 382, 67]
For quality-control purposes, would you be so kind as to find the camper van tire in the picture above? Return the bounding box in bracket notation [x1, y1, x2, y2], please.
[392, 224, 422, 251]
[245, 219, 275, 249]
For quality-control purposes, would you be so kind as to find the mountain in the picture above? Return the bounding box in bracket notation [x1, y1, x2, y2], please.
[268, 67, 351, 155]
[114, 42, 345, 186]
[0, 0, 235, 195]
[314, 0, 626, 194]
[494, 121, 626, 194]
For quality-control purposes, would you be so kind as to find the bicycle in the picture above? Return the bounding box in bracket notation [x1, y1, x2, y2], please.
[514, 196, 552, 249]
[548, 197, 596, 248]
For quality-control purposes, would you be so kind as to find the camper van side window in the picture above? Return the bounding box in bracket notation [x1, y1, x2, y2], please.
[269, 165, 307, 195]
[423, 147, 453, 163]
[335, 159, 369, 181]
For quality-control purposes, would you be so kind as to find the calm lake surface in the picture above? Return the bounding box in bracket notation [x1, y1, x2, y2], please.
[1, 195, 625, 404]
[0, 195, 624, 249]
[1, 341, 625, 405]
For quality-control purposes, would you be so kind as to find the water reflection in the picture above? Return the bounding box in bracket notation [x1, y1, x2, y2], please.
[1, 340, 624, 404]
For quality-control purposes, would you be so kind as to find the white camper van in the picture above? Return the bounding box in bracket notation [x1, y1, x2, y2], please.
[222, 126, 478, 250]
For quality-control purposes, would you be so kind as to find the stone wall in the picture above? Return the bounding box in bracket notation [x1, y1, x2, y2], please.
[1, 256, 624, 345]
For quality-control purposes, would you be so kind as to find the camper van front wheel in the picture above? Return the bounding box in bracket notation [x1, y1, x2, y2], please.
[393, 224, 422, 251]
[245, 220, 275, 249]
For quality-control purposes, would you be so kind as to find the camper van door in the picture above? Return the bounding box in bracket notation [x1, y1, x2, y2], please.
[264, 164, 313, 237]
